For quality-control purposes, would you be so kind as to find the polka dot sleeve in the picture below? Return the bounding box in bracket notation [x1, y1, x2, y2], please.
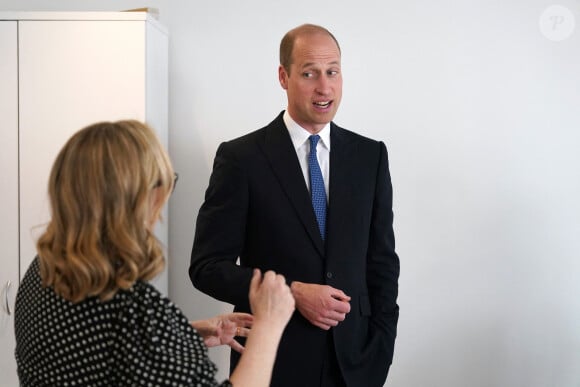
[15, 257, 233, 387]
[111, 281, 227, 386]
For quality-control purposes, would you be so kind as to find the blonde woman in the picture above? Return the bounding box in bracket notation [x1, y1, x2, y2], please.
[14, 120, 294, 386]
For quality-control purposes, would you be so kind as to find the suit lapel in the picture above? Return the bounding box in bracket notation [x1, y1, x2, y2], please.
[327, 124, 356, 246]
[261, 114, 325, 256]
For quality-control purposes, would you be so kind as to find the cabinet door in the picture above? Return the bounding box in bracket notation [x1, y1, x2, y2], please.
[18, 20, 147, 275]
[0, 21, 20, 386]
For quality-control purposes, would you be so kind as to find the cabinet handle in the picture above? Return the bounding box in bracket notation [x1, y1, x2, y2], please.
[4, 280, 11, 316]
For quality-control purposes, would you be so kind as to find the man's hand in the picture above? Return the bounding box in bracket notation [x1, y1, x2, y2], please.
[290, 281, 351, 330]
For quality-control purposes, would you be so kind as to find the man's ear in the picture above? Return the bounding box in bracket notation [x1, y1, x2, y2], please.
[278, 65, 289, 90]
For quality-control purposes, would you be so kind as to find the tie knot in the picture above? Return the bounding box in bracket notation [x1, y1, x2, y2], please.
[309, 135, 320, 148]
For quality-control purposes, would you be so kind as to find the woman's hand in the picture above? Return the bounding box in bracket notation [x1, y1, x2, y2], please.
[190, 312, 253, 353]
[227, 269, 295, 387]
[249, 269, 295, 330]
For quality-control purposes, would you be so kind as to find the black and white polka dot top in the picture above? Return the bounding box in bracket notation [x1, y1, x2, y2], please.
[15, 257, 233, 387]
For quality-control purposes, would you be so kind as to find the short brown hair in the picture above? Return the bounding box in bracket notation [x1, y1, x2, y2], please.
[37, 120, 174, 302]
[279, 24, 341, 74]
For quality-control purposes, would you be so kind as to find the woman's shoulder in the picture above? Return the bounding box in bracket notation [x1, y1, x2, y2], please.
[124, 280, 176, 312]
[116, 280, 194, 334]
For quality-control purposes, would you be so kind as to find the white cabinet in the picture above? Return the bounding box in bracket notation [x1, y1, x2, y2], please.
[0, 12, 168, 383]
[0, 20, 19, 387]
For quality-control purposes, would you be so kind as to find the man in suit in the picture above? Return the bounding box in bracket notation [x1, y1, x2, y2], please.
[190, 24, 399, 387]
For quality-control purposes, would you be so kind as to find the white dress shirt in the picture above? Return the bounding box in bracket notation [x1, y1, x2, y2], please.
[283, 110, 330, 202]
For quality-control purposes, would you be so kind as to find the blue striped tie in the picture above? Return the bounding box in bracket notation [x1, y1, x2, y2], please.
[308, 135, 327, 239]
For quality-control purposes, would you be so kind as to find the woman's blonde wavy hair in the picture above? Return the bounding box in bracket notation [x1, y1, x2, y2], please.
[37, 120, 175, 303]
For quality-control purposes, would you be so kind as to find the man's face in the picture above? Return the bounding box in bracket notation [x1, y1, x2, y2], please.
[279, 32, 342, 134]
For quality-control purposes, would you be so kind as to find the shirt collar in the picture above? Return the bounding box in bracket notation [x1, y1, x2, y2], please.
[283, 110, 331, 151]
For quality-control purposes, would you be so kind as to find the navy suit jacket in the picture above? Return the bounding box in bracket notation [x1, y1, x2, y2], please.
[190, 112, 399, 387]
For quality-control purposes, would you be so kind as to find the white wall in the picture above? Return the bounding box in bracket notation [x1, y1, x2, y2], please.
[2, 1, 579, 386]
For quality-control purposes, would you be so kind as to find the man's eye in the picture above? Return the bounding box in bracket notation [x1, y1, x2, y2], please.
[302, 72, 313, 78]
[328, 70, 339, 76]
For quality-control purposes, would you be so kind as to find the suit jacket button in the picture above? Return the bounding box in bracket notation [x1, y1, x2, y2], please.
[326, 272, 333, 279]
